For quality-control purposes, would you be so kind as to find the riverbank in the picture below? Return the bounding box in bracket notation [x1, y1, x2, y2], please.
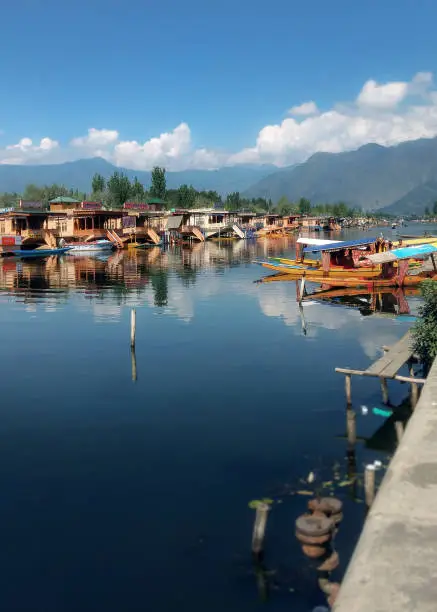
[334, 356, 437, 611]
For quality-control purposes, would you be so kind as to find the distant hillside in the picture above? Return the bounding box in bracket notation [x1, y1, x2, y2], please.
[379, 180, 437, 215]
[244, 138, 437, 211]
[0, 158, 275, 196]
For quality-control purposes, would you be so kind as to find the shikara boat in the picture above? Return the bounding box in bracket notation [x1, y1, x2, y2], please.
[256, 236, 428, 279]
[300, 244, 437, 289]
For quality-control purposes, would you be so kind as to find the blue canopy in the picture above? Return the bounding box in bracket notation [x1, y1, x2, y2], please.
[303, 237, 377, 253]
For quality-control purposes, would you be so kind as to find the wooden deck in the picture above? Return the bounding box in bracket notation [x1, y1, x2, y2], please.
[335, 330, 425, 406]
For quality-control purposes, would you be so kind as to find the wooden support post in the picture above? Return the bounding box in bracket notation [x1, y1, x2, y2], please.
[364, 464, 376, 507]
[431, 253, 437, 273]
[345, 374, 352, 406]
[409, 363, 419, 408]
[380, 377, 389, 405]
[395, 421, 404, 444]
[252, 503, 270, 558]
[299, 277, 306, 303]
[130, 308, 136, 348]
[346, 408, 356, 446]
[131, 348, 137, 382]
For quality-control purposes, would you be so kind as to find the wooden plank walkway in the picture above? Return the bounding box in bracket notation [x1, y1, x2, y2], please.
[335, 330, 425, 406]
[365, 330, 413, 378]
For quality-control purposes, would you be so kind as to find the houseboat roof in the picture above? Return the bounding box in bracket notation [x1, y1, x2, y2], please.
[49, 196, 81, 203]
[367, 244, 437, 264]
[303, 237, 377, 253]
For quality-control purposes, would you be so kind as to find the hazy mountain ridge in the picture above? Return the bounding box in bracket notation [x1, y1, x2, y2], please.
[0, 158, 276, 196]
[243, 137, 437, 212]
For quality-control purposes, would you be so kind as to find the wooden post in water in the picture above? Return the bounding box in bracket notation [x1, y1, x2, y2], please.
[395, 421, 404, 444]
[364, 464, 376, 507]
[345, 374, 352, 406]
[299, 277, 306, 303]
[252, 503, 270, 559]
[346, 408, 356, 446]
[130, 308, 136, 348]
[380, 377, 389, 405]
[131, 348, 137, 382]
[409, 363, 419, 408]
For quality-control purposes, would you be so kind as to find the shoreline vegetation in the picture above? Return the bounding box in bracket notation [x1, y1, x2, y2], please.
[0, 166, 397, 220]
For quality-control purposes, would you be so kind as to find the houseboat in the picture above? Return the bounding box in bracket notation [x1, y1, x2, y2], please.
[165, 208, 256, 241]
[121, 201, 166, 246]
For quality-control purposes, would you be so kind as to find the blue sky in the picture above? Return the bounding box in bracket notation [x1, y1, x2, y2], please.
[1, 0, 437, 169]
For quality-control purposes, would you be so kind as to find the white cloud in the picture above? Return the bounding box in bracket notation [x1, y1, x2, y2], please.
[357, 79, 408, 109]
[71, 128, 119, 148]
[1, 136, 59, 164]
[114, 123, 192, 170]
[3, 71, 437, 169]
[288, 101, 319, 116]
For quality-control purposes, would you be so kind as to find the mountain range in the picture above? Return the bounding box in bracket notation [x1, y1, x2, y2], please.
[2, 136, 437, 213]
[0, 157, 275, 197]
[244, 137, 437, 213]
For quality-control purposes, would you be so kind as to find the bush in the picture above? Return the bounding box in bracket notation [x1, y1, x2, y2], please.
[412, 281, 437, 373]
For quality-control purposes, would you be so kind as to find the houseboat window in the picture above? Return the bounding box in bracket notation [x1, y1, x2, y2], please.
[0, 222, 4, 234]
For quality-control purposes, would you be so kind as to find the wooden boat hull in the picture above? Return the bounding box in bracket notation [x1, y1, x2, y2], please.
[259, 261, 381, 278]
[5, 247, 71, 258]
[302, 273, 437, 289]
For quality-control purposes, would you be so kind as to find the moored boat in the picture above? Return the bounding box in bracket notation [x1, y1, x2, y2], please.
[2, 247, 71, 259]
[64, 239, 114, 253]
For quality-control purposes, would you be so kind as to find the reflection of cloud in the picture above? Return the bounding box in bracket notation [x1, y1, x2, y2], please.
[93, 303, 122, 323]
[257, 285, 362, 335]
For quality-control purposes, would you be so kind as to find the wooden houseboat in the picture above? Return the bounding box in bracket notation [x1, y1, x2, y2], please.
[121, 200, 166, 246]
[47, 199, 125, 247]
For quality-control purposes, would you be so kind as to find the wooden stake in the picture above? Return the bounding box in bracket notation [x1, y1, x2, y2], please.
[130, 308, 136, 347]
[299, 276, 306, 303]
[395, 421, 404, 444]
[131, 348, 137, 382]
[364, 465, 376, 507]
[380, 377, 389, 405]
[346, 408, 356, 446]
[252, 503, 270, 558]
[345, 374, 352, 406]
[409, 364, 419, 408]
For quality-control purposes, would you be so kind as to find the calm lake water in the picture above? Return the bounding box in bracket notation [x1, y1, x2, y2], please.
[0, 224, 433, 612]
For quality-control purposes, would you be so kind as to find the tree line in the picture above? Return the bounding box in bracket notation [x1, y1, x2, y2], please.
[0, 165, 381, 217]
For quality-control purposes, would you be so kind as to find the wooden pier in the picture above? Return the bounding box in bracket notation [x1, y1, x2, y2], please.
[335, 330, 425, 407]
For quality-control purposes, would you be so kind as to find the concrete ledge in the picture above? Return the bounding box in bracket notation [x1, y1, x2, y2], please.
[334, 358, 437, 612]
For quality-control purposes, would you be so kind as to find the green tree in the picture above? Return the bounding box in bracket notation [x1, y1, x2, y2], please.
[177, 184, 197, 208]
[298, 197, 311, 214]
[150, 167, 167, 200]
[433, 201, 437, 216]
[107, 172, 132, 208]
[130, 177, 146, 201]
[413, 281, 437, 373]
[276, 195, 293, 215]
[92, 173, 106, 193]
[225, 192, 241, 211]
[425, 206, 431, 218]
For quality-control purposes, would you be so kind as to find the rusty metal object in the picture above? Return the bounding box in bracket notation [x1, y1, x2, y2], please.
[318, 577, 338, 596]
[308, 497, 343, 518]
[317, 551, 339, 572]
[296, 513, 334, 536]
[327, 583, 341, 607]
[295, 530, 332, 545]
[301, 544, 326, 558]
